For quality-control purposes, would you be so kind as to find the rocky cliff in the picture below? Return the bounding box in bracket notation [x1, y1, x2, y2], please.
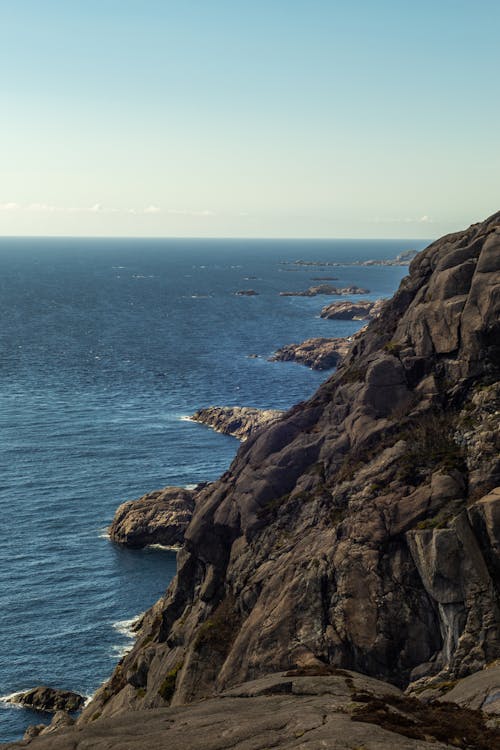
[190, 406, 284, 441]
[34, 215, 499, 739]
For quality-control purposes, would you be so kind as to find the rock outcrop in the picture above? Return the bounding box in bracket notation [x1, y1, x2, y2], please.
[320, 297, 386, 320]
[78, 212, 499, 724]
[8, 687, 84, 714]
[109, 487, 196, 549]
[4, 670, 500, 749]
[280, 284, 369, 296]
[190, 406, 284, 441]
[270, 337, 351, 370]
[234, 289, 259, 296]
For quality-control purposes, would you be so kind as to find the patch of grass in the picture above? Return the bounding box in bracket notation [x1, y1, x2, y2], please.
[383, 341, 403, 355]
[397, 410, 465, 485]
[135, 687, 146, 698]
[329, 508, 346, 525]
[257, 493, 290, 521]
[91, 711, 101, 722]
[194, 595, 241, 659]
[416, 512, 453, 530]
[351, 692, 500, 749]
[158, 661, 183, 702]
[341, 364, 367, 384]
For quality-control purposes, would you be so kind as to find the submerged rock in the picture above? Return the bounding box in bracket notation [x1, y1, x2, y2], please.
[270, 336, 351, 370]
[10, 687, 84, 714]
[234, 289, 259, 296]
[109, 487, 196, 549]
[190, 406, 284, 441]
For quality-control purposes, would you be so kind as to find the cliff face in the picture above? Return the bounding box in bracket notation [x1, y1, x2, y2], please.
[81, 213, 500, 722]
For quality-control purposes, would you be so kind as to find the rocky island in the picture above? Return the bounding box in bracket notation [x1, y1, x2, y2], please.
[279, 283, 369, 296]
[4, 213, 500, 750]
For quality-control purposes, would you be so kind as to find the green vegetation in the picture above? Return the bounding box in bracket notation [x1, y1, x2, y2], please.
[194, 595, 240, 658]
[351, 692, 499, 749]
[397, 410, 465, 485]
[383, 341, 403, 355]
[158, 661, 183, 702]
[341, 364, 366, 384]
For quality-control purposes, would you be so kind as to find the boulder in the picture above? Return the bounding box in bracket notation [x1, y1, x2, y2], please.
[269, 337, 351, 370]
[109, 487, 196, 549]
[10, 687, 84, 713]
[190, 406, 283, 441]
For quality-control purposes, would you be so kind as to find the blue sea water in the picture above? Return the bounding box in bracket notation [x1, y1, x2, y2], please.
[0, 237, 429, 741]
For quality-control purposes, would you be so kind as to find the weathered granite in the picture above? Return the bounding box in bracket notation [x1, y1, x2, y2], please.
[11, 214, 499, 749]
[80, 213, 500, 723]
[8, 687, 84, 714]
[109, 487, 196, 549]
[190, 406, 284, 441]
[320, 297, 386, 320]
[4, 671, 499, 749]
[270, 337, 351, 370]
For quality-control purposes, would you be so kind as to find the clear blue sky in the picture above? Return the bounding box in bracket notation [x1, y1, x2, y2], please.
[1, 1, 498, 238]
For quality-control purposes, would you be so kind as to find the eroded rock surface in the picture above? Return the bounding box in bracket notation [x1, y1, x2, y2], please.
[320, 297, 386, 320]
[79, 213, 500, 723]
[190, 406, 284, 441]
[270, 337, 351, 370]
[5, 671, 499, 749]
[9, 687, 84, 714]
[12, 214, 499, 750]
[109, 487, 196, 549]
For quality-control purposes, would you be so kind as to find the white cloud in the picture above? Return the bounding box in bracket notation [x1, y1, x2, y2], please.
[166, 208, 215, 217]
[0, 202, 21, 211]
[0, 202, 216, 218]
[371, 215, 434, 224]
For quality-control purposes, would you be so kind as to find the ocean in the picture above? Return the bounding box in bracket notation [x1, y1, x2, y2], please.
[0, 237, 428, 741]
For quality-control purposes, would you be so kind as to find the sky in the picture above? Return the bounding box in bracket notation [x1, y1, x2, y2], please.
[1, 0, 499, 239]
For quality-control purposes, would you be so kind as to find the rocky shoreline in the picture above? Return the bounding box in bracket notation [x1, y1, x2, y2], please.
[109, 486, 197, 549]
[189, 405, 284, 441]
[5, 214, 500, 749]
[269, 336, 351, 370]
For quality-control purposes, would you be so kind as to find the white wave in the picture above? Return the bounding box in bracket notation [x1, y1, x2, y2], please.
[180, 415, 194, 422]
[112, 614, 144, 639]
[98, 527, 110, 540]
[110, 643, 134, 658]
[184, 483, 197, 490]
[0, 691, 31, 708]
[148, 543, 180, 552]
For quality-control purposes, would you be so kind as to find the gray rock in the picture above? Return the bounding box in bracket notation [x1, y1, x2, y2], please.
[3, 671, 484, 749]
[109, 487, 196, 548]
[280, 284, 369, 297]
[9, 687, 84, 713]
[270, 337, 351, 370]
[26, 212, 500, 746]
[320, 298, 386, 320]
[190, 406, 284, 441]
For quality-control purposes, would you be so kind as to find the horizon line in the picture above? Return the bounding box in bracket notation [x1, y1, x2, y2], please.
[0, 234, 434, 242]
